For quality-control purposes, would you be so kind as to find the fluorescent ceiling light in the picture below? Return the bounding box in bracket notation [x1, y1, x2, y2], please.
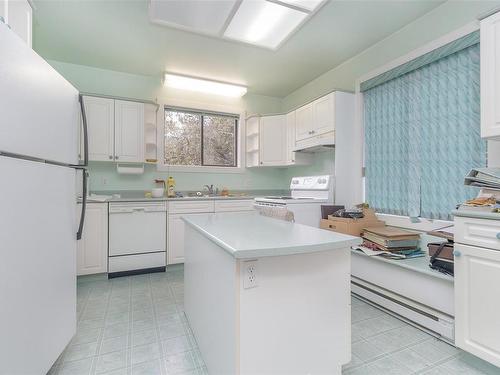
[163, 73, 247, 97]
[277, 0, 324, 12]
[224, 0, 308, 49]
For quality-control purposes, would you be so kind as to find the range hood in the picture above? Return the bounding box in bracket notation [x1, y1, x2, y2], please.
[293, 131, 335, 153]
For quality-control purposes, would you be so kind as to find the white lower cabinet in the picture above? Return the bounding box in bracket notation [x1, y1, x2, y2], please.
[168, 213, 209, 265]
[167, 199, 254, 265]
[214, 199, 255, 212]
[76, 203, 108, 276]
[455, 240, 500, 366]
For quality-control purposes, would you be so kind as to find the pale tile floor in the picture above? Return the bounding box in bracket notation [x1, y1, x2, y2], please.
[48, 266, 499, 375]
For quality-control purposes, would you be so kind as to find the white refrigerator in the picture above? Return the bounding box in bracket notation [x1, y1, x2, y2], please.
[0, 21, 88, 374]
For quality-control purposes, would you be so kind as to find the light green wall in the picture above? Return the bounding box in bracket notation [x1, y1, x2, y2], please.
[47, 60, 289, 191]
[282, 0, 500, 111]
[88, 162, 288, 192]
[284, 150, 335, 181]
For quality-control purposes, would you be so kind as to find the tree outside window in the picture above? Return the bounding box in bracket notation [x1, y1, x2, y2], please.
[164, 108, 238, 167]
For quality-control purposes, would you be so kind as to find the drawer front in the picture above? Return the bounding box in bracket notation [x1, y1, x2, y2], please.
[109, 252, 166, 273]
[168, 200, 215, 214]
[455, 216, 500, 250]
[214, 200, 255, 212]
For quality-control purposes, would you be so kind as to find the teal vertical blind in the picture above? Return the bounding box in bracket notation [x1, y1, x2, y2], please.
[364, 41, 485, 220]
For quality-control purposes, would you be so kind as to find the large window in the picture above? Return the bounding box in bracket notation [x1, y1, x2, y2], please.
[363, 36, 486, 220]
[163, 108, 238, 167]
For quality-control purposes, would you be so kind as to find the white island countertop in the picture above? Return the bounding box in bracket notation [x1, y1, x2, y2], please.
[182, 212, 361, 259]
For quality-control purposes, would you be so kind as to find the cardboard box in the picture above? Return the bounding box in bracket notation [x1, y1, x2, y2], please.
[320, 218, 385, 237]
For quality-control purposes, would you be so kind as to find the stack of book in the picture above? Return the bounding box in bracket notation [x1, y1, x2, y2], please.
[361, 226, 424, 259]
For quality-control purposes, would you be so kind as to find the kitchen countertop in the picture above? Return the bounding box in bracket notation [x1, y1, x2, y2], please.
[85, 189, 288, 202]
[182, 211, 361, 259]
[452, 208, 500, 221]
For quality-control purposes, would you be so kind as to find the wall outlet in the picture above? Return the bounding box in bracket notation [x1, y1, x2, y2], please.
[243, 260, 258, 289]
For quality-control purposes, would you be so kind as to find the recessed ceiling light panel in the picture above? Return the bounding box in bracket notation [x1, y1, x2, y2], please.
[150, 0, 238, 35]
[163, 73, 247, 97]
[277, 0, 325, 12]
[224, 0, 308, 49]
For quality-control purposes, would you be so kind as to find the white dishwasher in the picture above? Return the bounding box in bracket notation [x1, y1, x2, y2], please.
[108, 201, 167, 278]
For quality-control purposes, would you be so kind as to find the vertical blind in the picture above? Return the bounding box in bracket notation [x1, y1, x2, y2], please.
[364, 40, 486, 220]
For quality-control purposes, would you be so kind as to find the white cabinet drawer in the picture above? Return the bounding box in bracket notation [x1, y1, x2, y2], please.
[214, 200, 255, 212]
[168, 200, 215, 214]
[455, 216, 500, 250]
[109, 252, 166, 273]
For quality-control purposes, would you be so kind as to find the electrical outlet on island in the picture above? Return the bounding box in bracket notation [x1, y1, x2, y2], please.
[243, 260, 258, 289]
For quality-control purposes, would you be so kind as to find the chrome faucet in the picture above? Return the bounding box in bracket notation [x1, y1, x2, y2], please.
[203, 184, 215, 195]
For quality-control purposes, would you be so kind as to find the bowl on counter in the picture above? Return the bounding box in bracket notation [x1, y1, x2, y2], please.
[151, 188, 164, 198]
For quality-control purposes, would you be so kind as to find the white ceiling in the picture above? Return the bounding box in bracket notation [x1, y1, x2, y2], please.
[32, 0, 445, 97]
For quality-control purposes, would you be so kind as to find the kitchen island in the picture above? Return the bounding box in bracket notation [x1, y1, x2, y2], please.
[182, 212, 361, 375]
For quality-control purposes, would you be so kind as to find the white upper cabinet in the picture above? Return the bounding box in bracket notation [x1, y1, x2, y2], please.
[114, 100, 144, 163]
[295, 92, 336, 142]
[312, 93, 335, 136]
[1, 0, 32, 47]
[260, 115, 286, 166]
[83, 96, 145, 163]
[84, 96, 115, 162]
[286, 111, 296, 164]
[295, 102, 314, 142]
[481, 12, 500, 139]
[286, 111, 311, 166]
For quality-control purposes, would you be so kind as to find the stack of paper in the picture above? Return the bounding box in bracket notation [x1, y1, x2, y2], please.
[360, 226, 424, 259]
[465, 168, 500, 190]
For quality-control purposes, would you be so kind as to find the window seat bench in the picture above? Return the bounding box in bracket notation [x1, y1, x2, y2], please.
[351, 249, 455, 343]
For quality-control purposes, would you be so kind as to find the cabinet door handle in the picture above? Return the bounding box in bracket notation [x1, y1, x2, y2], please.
[115, 155, 119, 160]
[496, 233, 500, 240]
[453, 250, 461, 257]
[109, 155, 113, 160]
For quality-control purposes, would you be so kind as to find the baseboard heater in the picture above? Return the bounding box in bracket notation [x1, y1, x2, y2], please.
[351, 276, 455, 343]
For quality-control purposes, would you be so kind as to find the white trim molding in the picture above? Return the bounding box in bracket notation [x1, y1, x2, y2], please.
[156, 99, 246, 174]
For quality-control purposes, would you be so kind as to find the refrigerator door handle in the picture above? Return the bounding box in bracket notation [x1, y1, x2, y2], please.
[78, 93, 89, 167]
[76, 168, 88, 240]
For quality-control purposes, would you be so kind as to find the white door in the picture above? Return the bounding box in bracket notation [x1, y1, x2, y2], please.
[481, 12, 500, 139]
[114, 100, 144, 163]
[0, 157, 76, 375]
[286, 111, 296, 164]
[168, 213, 209, 265]
[260, 115, 286, 166]
[0, 22, 79, 164]
[77, 203, 108, 276]
[312, 92, 335, 136]
[455, 243, 500, 367]
[84, 96, 115, 161]
[295, 103, 313, 141]
[6, 0, 32, 47]
[168, 214, 185, 265]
